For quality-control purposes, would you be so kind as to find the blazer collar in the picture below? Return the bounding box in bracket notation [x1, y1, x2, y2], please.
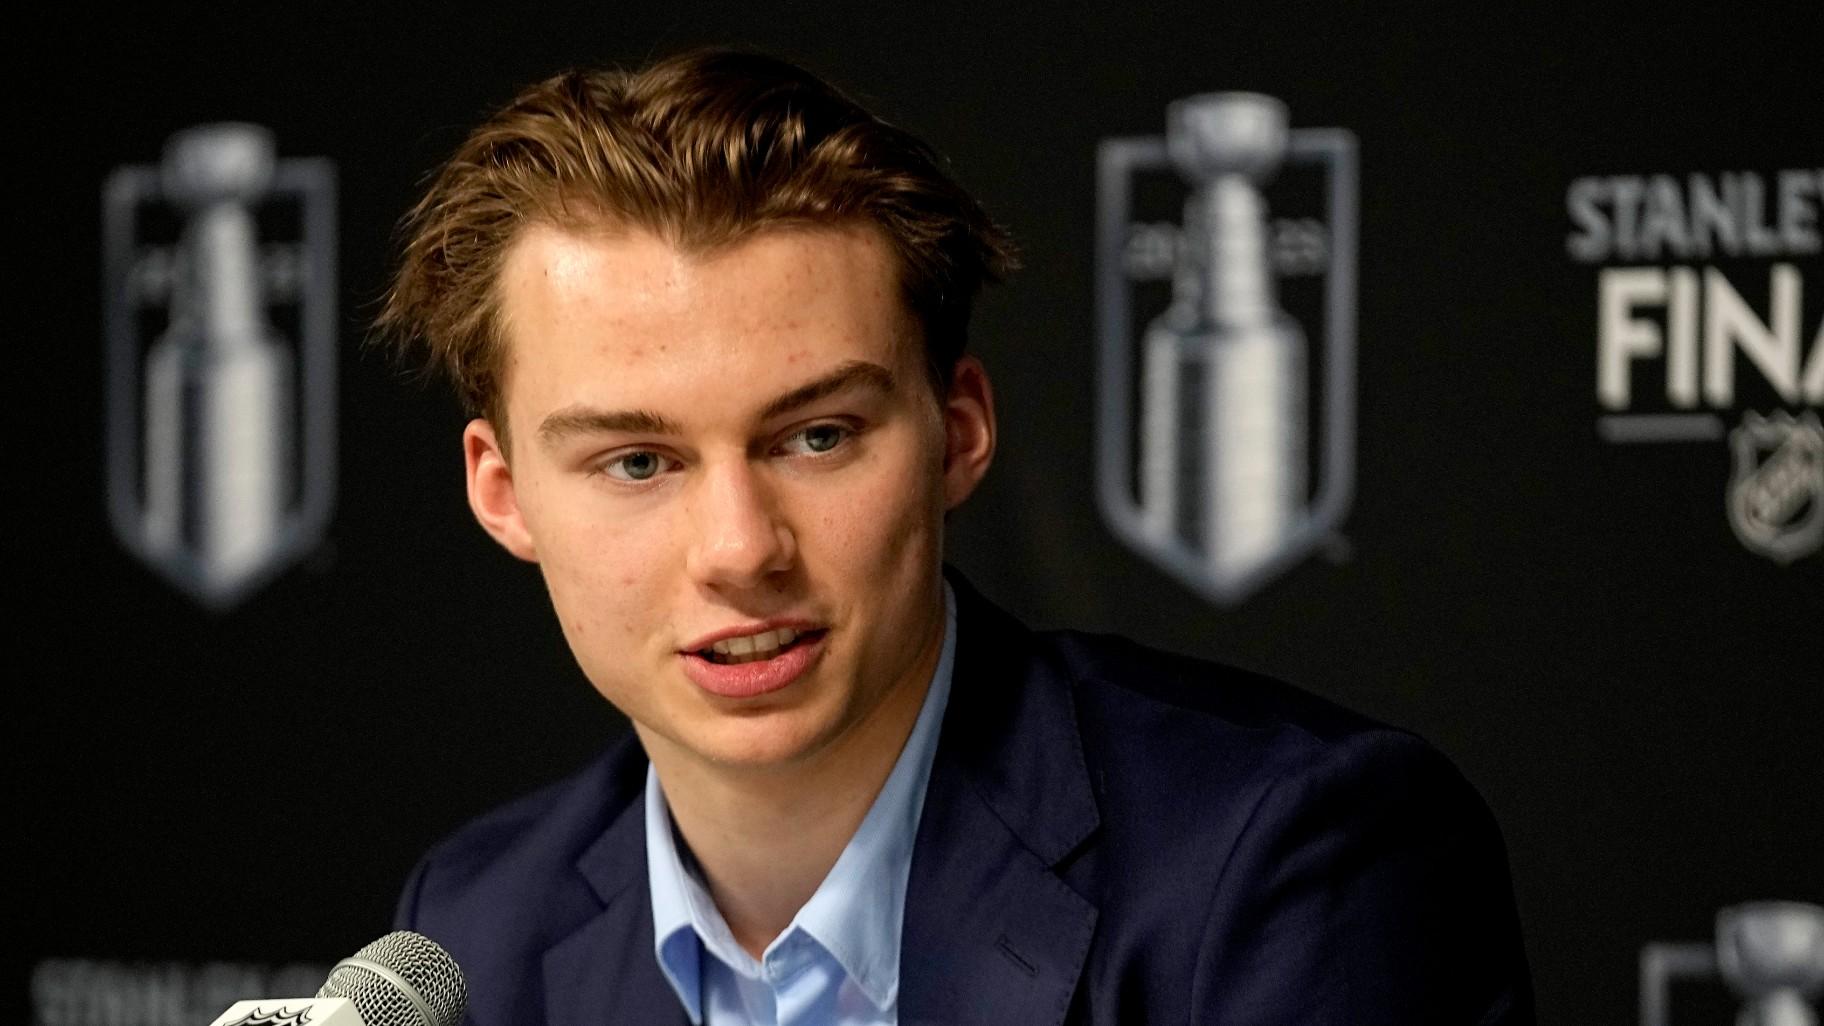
[543, 767, 689, 1025]
[545, 572, 1101, 1026]
[936, 573, 1101, 867]
[896, 573, 1101, 1026]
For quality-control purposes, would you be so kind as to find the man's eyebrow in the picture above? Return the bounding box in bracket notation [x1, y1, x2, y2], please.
[534, 361, 896, 448]
[757, 360, 896, 421]
[537, 407, 684, 446]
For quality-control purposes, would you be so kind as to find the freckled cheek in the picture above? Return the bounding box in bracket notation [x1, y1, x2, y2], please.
[546, 565, 659, 710]
[812, 474, 938, 577]
[539, 519, 674, 649]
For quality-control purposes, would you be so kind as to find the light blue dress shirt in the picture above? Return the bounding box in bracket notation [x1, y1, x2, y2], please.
[644, 585, 957, 1026]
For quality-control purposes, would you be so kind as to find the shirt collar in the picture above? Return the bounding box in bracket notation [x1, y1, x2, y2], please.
[645, 583, 958, 1020]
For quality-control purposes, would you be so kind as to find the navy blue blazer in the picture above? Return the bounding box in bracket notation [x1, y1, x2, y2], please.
[395, 578, 1534, 1024]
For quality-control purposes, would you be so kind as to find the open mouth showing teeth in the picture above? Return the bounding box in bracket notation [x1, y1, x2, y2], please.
[696, 627, 824, 665]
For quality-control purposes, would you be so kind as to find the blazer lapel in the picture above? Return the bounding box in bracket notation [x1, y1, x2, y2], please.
[899, 578, 1101, 1026]
[542, 786, 690, 1026]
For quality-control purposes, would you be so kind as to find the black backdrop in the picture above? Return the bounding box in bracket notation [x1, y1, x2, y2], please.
[17, 3, 1822, 1024]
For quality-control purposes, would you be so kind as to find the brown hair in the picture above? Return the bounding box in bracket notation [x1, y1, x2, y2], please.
[375, 48, 1017, 435]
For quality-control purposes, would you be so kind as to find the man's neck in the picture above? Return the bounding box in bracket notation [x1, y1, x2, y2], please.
[643, 609, 946, 959]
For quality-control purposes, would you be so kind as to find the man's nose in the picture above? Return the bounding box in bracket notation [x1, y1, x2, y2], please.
[685, 461, 796, 589]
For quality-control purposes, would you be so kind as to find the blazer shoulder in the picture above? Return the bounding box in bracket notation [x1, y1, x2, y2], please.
[1029, 630, 1531, 1021]
[397, 731, 646, 935]
[1045, 627, 1413, 746]
[1036, 628, 1492, 845]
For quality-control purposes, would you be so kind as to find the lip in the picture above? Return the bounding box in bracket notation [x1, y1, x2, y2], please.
[679, 629, 828, 699]
[681, 619, 825, 653]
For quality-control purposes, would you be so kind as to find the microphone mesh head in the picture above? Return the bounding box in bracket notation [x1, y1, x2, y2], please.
[316, 931, 467, 1026]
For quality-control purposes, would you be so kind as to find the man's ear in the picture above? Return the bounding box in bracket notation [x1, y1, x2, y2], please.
[464, 418, 539, 562]
[940, 355, 997, 510]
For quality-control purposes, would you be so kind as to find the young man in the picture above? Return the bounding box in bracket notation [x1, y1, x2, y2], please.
[380, 50, 1533, 1025]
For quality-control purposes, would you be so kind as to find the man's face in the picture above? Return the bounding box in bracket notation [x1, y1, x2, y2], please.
[466, 223, 994, 772]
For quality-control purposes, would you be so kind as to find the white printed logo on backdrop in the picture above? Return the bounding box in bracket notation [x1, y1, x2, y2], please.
[102, 124, 338, 609]
[1096, 94, 1357, 606]
[32, 958, 333, 1026]
[1573, 168, 1824, 563]
[1640, 901, 1824, 1026]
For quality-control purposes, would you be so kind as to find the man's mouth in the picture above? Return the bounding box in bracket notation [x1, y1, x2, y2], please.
[694, 627, 827, 665]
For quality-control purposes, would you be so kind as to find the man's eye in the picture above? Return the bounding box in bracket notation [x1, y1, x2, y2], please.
[601, 450, 675, 482]
[784, 423, 851, 455]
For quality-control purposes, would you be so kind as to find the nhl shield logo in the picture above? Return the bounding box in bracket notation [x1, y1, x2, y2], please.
[1095, 94, 1357, 605]
[102, 124, 338, 609]
[1727, 410, 1824, 564]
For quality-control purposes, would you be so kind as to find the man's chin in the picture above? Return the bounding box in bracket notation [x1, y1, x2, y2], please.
[649, 708, 841, 774]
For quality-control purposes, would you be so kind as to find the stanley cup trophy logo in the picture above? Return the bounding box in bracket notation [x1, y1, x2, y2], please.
[1641, 901, 1824, 1026]
[102, 124, 337, 609]
[1096, 94, 1357, 605]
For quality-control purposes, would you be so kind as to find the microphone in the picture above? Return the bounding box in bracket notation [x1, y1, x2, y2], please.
[207, 931, 468, 1026]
